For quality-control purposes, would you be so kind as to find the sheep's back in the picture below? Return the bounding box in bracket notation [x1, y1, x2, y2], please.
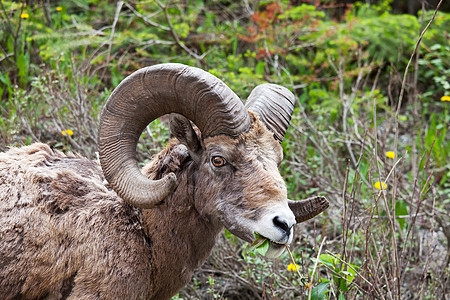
[0, 143, 153, 299]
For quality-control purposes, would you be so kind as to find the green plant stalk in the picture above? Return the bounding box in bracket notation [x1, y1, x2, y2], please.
[285, 245, 309, 287]
[308, 236, 327, 300]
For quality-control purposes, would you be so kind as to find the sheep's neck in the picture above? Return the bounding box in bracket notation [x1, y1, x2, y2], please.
[141, 170, 222, 299]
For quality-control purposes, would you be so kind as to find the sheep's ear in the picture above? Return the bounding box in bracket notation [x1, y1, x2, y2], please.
[170, 114, 203, 164]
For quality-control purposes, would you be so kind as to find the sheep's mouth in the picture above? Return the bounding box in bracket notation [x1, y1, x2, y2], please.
[260, 233, 289, 244]
[253, 233, 288, 258]
[268, 238, 287, 247]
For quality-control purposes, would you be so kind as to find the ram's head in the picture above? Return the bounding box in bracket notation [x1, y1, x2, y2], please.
[98, 64, 328, 258]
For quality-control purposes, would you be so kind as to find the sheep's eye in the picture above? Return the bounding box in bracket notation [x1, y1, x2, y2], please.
[211, 156, 226, 167]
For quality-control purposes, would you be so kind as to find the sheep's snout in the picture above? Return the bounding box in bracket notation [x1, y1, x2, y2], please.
[272, 215, 295, 239]
[246, 204, 296, 258]
[264, 208, 296, 245]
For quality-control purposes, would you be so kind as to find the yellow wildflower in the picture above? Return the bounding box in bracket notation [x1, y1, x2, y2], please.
[20, 12, 29, 19]
[287, 263, 300, 272]
[374, 181, 387, 190]
[386, 151, 396, 159]
[62, 129, 73, 137]
[441, 96, 450, 101]
[304, 283, 310, 289]
[56, 6, 63, 12]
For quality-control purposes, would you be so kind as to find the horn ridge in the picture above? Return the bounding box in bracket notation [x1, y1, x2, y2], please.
[245, 83, 295, 143]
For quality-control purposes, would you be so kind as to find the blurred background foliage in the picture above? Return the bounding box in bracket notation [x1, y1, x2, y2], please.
[1, 0, 449, 299]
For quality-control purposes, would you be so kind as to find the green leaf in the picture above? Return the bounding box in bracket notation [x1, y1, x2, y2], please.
[255, 61, 265, 76]
[317, 253, 338, 267]
[310, 281, 330, 300]
[0, 72, 13, 97]
[254, 239, 269, 256]
[395, 200, 408, 230]
[337, 275, 349, 291]
[250, 232, 270, 256]
[250, 233, 267, 248]
[174, 23, 190, 39]
[17, 52, 30, 87]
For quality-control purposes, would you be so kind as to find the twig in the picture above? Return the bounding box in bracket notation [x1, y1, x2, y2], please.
[243, 0, 254, 15]
[325, 250, 376, 293]
[411, 2, 426, 178]
[395, 0, 443, 116]
[392, 2, 442, 297]
[155, 0, 207, 61]
[0, 2, 15, 40]
[399, 132, 437, 271]
[417, 244, 436, 298]
[124, 1, 170, 31]
[308, 236, 327, 300]
[0, 52, 13, 63]
[0, 1, 25, 82]
[329, 50, 374, 188]
[374, 127, 404, 298]
[372, 85, 398, 298]
[341, 160, 350, 273]
[371, 234, 394, 300]
[200, 268, 263, 299]
[106, 1, 124, 63]
[285, 246, 308, 286]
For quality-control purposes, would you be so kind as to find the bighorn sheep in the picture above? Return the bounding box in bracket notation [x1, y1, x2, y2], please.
[0, 63, 329, 299]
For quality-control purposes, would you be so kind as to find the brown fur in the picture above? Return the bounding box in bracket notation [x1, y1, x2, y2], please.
[0, 115, 290, 299]
[0, 144, 153, 299]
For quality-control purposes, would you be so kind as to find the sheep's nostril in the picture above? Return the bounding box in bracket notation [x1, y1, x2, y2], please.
[273, 216, 292, 237]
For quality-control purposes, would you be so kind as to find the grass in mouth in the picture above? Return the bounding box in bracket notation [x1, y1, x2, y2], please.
[250, 233, 270, 256]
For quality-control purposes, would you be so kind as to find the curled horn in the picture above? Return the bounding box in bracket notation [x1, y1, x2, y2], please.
[245, 84, 329, 222]
[245, 83, 295, 143]
[98, 63, 250, 209]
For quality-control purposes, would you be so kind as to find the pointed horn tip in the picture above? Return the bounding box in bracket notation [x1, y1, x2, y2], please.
[288, 195, 330, 224]
[140, 172, 178, 209]
[163, 172, 178, 190]
[317, 196, 330, 210]
[308, 196, 330, 216]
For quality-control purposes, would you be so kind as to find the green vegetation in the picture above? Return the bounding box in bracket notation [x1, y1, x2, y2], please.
[1, 0, 448, 299]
